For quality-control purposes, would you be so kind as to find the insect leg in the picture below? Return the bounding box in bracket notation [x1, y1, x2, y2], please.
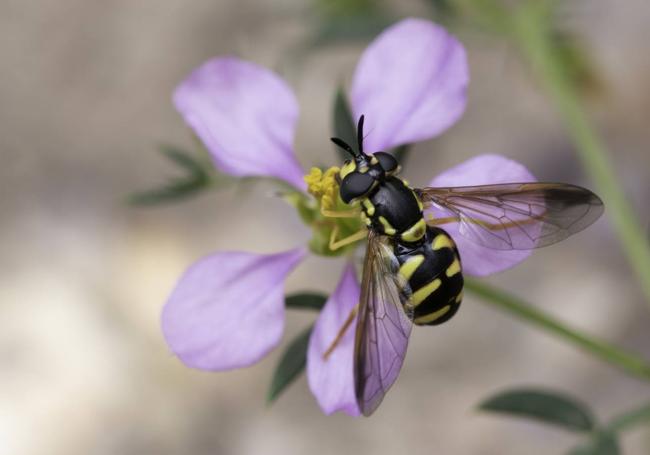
[321, 207, 361, 218]
[425, 215, 459, 226]
[323, 303, 359, 360]
[329, 226, 368, 251]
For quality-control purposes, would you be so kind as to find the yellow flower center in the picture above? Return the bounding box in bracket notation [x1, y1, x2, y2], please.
[294, 166, 363, 257]
[305, 166, 341, 211]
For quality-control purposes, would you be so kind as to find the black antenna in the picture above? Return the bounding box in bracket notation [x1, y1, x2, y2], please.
[357, 115, 365, 155]
[330, 137, 357, 158]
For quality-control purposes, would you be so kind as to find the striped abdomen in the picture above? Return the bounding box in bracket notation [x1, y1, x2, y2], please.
[394, 226, 464, 326]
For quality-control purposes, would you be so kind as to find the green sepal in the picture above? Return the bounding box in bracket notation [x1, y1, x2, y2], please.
[286, 292, 328, 311]
[307, 196, 363, 257]
[479, 387, 596, 432]
[281, 191, 318, 225]
[568, 431, 620, 455]
[267, 325, 313, 404]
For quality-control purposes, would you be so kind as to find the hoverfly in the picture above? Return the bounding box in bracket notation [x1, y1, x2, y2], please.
[326, 115, 604, 416]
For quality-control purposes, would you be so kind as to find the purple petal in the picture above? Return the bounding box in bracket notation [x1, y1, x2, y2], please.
[350, 18, 469, 153]
[173, 57, 306, 191]
[307, 262, 361, 416]
[162, 248, 306, 370]
[428, 154, 537, 276]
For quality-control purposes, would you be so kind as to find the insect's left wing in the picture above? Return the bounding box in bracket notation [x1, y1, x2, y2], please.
[354, 230, 413, 416]
[417, 183, 603, 250]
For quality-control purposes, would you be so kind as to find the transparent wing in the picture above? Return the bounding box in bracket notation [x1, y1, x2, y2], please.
[354, 230, 413, 416]
[417, 183, 603, 250]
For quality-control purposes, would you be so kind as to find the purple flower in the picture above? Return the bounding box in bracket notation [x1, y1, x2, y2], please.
[162, 18, 537, 416]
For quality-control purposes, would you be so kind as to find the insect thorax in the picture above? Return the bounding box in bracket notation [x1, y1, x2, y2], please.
[359, 177, 426, 244]
[358, 177, 464, 325]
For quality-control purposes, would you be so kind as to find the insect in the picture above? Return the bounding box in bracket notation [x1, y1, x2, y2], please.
[325, 115, 604, 416]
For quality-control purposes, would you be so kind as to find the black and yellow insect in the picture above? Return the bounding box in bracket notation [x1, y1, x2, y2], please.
[326, 116, 604, 416]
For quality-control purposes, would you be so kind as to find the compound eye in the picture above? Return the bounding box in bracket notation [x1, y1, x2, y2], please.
[340, 172, 375, 203]
[374, 152, 399, 175]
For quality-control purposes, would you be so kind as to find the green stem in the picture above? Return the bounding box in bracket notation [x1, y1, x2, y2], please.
[465, 278, 650, 382]
[607, 402, 650, 433]
[511, 2, 650, 306]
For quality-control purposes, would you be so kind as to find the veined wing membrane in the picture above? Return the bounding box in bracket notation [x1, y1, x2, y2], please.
[354, 231, 413, 416]
[417, 183, 603, 250]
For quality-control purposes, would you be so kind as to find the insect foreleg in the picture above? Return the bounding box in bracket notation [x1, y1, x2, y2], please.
[321, 207, 361, 218]
[323, 303, 359, 360]
[425, 215, 459, 226]
[329, 226, 368, 251]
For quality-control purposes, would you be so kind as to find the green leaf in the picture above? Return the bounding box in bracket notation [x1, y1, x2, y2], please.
[267, 326, 313, 404]
[128, 144, 218, 206]
[158, 144, 207, 174]
[390, 143, 411, 169]
[549, 29, 601, 97]
[608, 402, 650, 433]
[423, 0, 459, 22]
[311, 14, 394, 47]
[127, 176, 209, 206]
[332, 88, 357, 163]
[568, 431, 620, 455]
[479, 388, 596, 432]
[286, 292, 328, 311]
[310, 0, 393, 47]
[314, 0, 379, 18]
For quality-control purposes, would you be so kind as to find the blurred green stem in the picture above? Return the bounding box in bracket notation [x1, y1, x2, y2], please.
[608, 402, 650, 433]
[510, 2, 650, 306]
[466, 278, 650, 382]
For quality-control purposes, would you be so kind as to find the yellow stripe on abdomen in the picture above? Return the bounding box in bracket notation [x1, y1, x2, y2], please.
[446, 257, 461, 277]
[398, 254, 425, 282]
[432, 234, 454, 251]
[412, 278, 441, 307]
[414, 305, 451, 325]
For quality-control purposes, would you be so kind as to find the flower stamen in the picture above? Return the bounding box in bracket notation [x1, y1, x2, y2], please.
[305, 166, 341, 211]
[302, 166, 364, 256]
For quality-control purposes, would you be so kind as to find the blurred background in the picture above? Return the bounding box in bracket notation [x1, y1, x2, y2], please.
[1, 0, 649, 454]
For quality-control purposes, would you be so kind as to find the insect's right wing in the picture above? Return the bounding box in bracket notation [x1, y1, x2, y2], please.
[417, 183, 604, 250]
[354, 230, 413, 416]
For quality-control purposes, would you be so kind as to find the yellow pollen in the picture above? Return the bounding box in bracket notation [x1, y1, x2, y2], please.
[304, 166, 341, 211]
